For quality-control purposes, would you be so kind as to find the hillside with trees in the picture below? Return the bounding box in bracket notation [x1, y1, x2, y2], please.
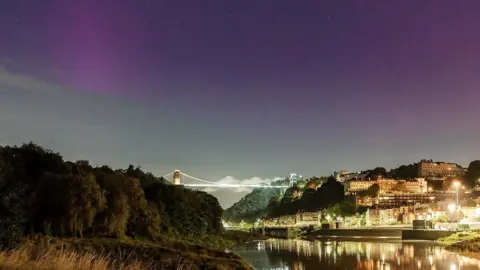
[266, 176, 348, 217]
[223, 176, 355, 223]
[222, 179, 288, 223]
[0, 143, 249, 269]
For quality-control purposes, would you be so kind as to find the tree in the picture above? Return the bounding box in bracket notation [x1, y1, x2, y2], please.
[392, 182, 408, 193]
[299, 188, 317, 211]
[0, 147, 29, 248]
[63, 172, 106, 237]
[466, 161, 480, 188]
[92, 173, 131, 238]
[366, 183, 380, 197]
[305, 177, 326, 189]
[0, 142, 227, 243]
[281, 186, 303, 204]
[432, 215, 449, 223]
[390, 163, 418, 179]
[370, 167, 387, 179]
[314, 177, 345, 210]
[266, 197, 280, 217]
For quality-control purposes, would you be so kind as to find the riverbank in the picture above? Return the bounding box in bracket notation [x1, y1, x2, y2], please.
[440, 231, 480, 260]
[4, 234, 255, 270]
[220, 230, 268, 246]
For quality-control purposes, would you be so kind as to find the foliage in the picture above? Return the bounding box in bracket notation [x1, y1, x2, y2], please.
[281, 186, 303, 203]
[267, 176, 346, 217]
[266, 197, 281, 218]
[389, 163, 418, 179]
[322, 200, 357, 219]
[368, 167, 389, 179]
[392, 182, 408, 193]
[466, 160, 480, 188]
[222, 179, 287, 223]
[438, 231, 480, 245]
[0, 143, 224, 248]
[0, 246, 155, 270]
[224, 174, 345, 222]
[6, 235, 251, 270]
[304, 177, 326, 189]
[358, 183, 379, 197]
[432, 215, 449, 223]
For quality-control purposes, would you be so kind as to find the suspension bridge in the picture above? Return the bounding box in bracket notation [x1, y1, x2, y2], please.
[161, 170, 290, 189]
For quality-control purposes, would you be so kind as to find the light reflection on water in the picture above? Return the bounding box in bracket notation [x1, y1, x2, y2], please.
[232, 239, 480, 270]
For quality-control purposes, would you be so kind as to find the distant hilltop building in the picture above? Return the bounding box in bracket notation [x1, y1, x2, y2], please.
[334, 170, 368, 182]
[418, 159, 464, 180]
[344, 176, 428, 195]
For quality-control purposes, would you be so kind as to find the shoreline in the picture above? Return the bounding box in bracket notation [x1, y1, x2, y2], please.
[8, 234, 258, 270]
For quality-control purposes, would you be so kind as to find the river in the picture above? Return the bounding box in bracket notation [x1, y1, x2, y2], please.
[232, 238, 480, 269]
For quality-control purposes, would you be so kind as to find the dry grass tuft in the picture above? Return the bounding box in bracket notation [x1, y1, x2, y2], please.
[0, 246, 156, 270]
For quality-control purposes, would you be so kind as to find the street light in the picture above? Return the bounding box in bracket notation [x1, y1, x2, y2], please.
[453, 181, 460, 208]
[453, 181, 460, 222]
[448, 203, 456, 213]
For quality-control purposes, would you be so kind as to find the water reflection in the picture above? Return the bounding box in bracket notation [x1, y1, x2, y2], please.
[233, 239, 480, 270]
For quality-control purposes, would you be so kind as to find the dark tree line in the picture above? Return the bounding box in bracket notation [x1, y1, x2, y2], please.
[366, 165, 418, 180]
[266, 176, 345, 217]
[0, 143, 223, 248]
[466, 160, 480, 188]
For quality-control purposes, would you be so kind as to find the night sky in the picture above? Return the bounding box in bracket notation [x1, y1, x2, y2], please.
[1, 1, 480, 207]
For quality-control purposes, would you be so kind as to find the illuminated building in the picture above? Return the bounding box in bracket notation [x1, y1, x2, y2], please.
[377, 192, 453, 208]
[418, 159, 464, 180]
[366, 208, 397, 226]
[173, 170, 181, 185]
[344, 177, 427, 195]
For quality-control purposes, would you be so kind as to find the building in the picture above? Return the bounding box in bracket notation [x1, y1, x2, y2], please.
[377, 192, 454, 208]
[377, 178, 428, 194]
[264, 211, 321, 227]
[344, 177, 427, 195]
[418, 159, 464, 179]
[173, 170, 181, 185]
[365, 204, 440, 226]
[344, 179, 377, 194]
[366, 208, 398, 226]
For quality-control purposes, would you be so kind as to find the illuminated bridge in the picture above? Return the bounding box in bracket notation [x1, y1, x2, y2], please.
[162, 170, 290, 189]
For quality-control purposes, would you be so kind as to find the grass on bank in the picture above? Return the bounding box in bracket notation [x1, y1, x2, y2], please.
[439, 230, 480, 258]
[8, 234, 254, 270]
[0, 245, 155, 270]
[0, 230, 262, 270]
[438, 231, 480, 246]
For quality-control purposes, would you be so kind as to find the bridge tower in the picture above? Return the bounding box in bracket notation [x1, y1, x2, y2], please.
[173, 170, 181, 185]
